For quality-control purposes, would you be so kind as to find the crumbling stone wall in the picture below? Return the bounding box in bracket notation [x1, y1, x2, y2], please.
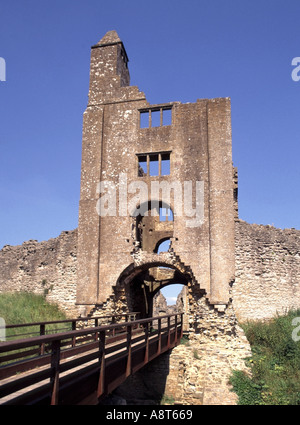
[0, 230, 78, 317]
[233, 220, 300, 322]
[1, 219, 300, 323]
[107, 312, 251, 405]
[161, 332, 251, 405]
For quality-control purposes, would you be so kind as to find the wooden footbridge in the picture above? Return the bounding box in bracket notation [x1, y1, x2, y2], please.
[0, 312, 183, 405]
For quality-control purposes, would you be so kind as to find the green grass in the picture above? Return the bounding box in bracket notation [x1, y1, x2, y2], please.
[230, 309, 300, 405]
[0, 292, 69, 340]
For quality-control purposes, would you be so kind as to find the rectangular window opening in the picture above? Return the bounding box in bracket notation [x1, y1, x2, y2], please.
[149, 154, 159, 176]
[161, 153, 170, 176]
[137, 152, 171, 177]
[151, 110, 161, 128]
[138, 155, 147, 176]
[140, 111, 149, 129]
[159, 207, 167, 222]
[140, 106, 172, 129]
[159, 207, 174, 222]
[162, 108, 172, 126]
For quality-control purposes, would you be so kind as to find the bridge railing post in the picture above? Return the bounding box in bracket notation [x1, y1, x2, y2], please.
[157, 318, 162, 355]
[167, 316, 171, 349]
[97, 330, 106, 397]
[71, 321, 76, 347]
[39, 324, 45, 355]
[50, 339, 61, 405]
[180, 313, 184, 340]
[143, 322, 149, 364]
[150, 318, 154, 334]
[126, 324, 132, 377]
[111, 316, 116, 336]
[94, 318, 99, 341]
[174, 314, 178, 344]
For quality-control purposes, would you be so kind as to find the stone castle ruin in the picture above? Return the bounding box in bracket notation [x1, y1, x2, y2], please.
[1, 31, 300, 329]
[76, 29, 236, 330]
[1, 31, 300, 404]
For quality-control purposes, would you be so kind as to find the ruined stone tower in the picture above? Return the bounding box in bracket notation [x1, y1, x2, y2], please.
[76, 31, 235, 319]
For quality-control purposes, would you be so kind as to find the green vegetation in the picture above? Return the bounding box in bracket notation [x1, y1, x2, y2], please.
[160, 394, 175, 405]
[231, 309, 300, 405]
[180, 334, 190, 346]
[0, 292, 69, 340]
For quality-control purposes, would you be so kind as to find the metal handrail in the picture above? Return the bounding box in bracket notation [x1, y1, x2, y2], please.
[0, 312, 140, 341]
[0, 313, 184, 405]
[0, 313, 178, 351]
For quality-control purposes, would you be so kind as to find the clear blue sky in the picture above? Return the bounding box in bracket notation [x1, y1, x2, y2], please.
[1, 1, 300, 301]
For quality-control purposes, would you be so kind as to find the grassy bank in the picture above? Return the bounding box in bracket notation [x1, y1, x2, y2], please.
[0, 292, 69, 340]
[231, 309, 300, 405]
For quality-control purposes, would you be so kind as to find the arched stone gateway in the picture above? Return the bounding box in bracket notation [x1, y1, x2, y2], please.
[87, 247, 241, 339]
[116, 251, 202, 324]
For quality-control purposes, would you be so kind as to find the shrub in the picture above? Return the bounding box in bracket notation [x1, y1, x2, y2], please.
[231, 310, 300, 405]
[230, 370, 262, 405]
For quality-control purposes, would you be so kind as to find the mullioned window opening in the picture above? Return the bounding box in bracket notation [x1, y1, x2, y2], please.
[137, 152, 171, 177]
[139, 106, 172, 129]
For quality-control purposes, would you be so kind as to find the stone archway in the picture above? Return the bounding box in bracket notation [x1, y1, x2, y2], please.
[120, 265, 188, 319]
[115, 250, 206, 331]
